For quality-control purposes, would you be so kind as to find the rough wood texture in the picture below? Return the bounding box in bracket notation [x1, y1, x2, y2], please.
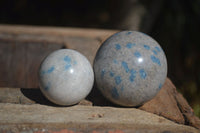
[0, 88, 92, 106]
[139, 78, 185, 124]
[0, 103, 198, 133]
[139, 78, 200, 129]
[0, 24, 117, 40]
[88, 78, 200, 129]
[0, 79, 199, 130]
[0, 40, 64, 88]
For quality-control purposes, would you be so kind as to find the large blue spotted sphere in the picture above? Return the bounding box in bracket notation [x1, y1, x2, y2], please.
[39, 49, 94, 106]
[94, 31, 167, 107]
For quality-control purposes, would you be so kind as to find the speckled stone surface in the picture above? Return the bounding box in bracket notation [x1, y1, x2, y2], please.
[94, 31, 167, 107]
[39, 49, 94, 106]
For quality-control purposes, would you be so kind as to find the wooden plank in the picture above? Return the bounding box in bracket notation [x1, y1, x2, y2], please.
[1, 78, 199, 129]
[0, 87, 92, 106]
[0, 103, 198, 133]
[0, 40, 64, 88]
[0, 24, 118, 40]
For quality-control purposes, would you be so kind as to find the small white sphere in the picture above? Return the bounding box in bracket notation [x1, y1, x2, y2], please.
[38, 49, 94, 106]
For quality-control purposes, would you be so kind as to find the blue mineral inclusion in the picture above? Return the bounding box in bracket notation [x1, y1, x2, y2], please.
[65, 64, 71, 70]
[155, 46, 161, 52]
[111, 87, 119, 99]
[121, 61, 129, 73]
[113, 59, 118, 64]
[64, 56, 72, 70]
[143, 44, 150, 50]
[152, 49, 158, 55]
[101, 69, 106, 79]
[41, 70, 46, 75]
[151, 55, 161, 66]
[129, 69, 136, 82]
[41, 66, 54, 75]
[134, 51, 141, 58]
[73, 61, 77, 65]
[139, 69, 147, 79]
[47, 66, 55, 74]
[158, 83, 162, 90]
[126, 31, 132, 35]
[113, 32, 120, 36]
[64, 56, 71, 63]
[115, 76, 122, 85]
[44, 86, 49, 91]
[44, 82, 51, 91]
[115, 44, 121, 50]
[126, 42, 136, 49]
[110, 71, 115, 77]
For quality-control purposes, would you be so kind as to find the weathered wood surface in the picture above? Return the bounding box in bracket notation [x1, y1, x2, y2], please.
[0, 79, 200, 130]
[0, 103, 198, 133]
[0, 24, 117, 40]
[139, 78, 200, 129]
[0, 40, 64, 88]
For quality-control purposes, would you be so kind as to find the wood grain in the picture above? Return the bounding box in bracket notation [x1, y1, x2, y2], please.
[0, 39, 64, 88]
[0, 24, 117, 40]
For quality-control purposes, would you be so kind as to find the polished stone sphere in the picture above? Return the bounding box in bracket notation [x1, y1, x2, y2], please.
[94, 31, 167, 107]
[39, 49, 94, 106]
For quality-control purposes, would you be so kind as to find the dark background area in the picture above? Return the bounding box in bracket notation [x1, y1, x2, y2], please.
[0, 0, 199, 117]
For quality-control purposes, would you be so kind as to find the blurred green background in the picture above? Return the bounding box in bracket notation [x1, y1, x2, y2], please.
[0, 0, 199, 117]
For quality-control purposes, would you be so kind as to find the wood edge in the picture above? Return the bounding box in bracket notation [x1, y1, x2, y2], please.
[0, 24, 118, 39]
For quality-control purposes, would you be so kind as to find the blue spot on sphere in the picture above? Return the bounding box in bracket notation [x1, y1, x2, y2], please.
[152, 49, 158, 55]
[121, 61, 129, 73]
[44, 86, 49, 91]
[64, 56, 72, 70]
[44, 82, 51, 91]
[47, 66, 55, 74]
[41, 70, 46, 75]
[113, 32, 120, 36]
[134, 51, 141, 58]
[115, 76, 122, 85]
[64, 56, 71, 63]
[129, 69, 137, 82]
[65, 64, 71, 70]
[155, 46, 161, 52]
[126, 42, 136, 49]
[143, 45, 150, 50]
[158, 83, 162, 90]
[73, 61, 77, 65]
[115, 44, 121, 50]
[151, 55, 161, 66]
[126, 31, 132, 35]
[139, 69, 147, 79]
[113, 59, 118, 64]
[101, 69, 106, 79]
[111, 87, 119, 99]
[110, 71, 115, 77]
